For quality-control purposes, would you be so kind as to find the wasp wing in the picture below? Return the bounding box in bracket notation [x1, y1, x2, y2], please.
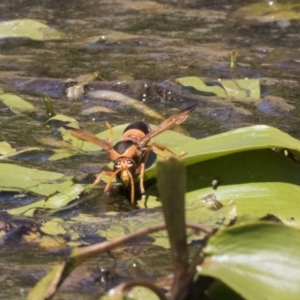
[139, 103, 197, 147]
[67, 127, 112, 151]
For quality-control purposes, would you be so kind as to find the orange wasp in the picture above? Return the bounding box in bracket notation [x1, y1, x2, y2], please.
[68, 103, 197, 203]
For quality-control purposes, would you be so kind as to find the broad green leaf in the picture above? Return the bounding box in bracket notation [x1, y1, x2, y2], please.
[0, 19, 65, 40]
[0, 93, 34, 110]
[145, 125, 300, 179]
[184, 182, 300, 227]
[200, 223, 300, 300]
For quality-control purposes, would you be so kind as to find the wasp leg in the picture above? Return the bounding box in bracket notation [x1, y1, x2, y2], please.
[93, 171, 115, 186]
[93, 170, 117, 197]
[151, 142, 186, 158]
[93, 169, 136, 204]
[105, 122, 113, 144]
[137, 144, 153, 194]
[126, 170, 135, 204]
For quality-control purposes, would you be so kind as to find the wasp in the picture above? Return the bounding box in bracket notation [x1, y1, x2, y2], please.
[67, 103, 197, 203]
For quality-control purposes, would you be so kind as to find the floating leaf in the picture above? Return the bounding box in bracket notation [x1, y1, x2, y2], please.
[220, 78, 260, 99]
[200, 222, 300, 300]
[176, 76, 227, 97]
[0, 141, 16, 156]
[176, 76, 260, 99]
[46, 114, 79, 125]
[144, 125, 300, 228]
[0, 93, 34, 110]
[0, 163, 66, 193]
[8, 182, 86, 217]
[0, 19, 65, 40]
[0, 163, 86, 216]
[145, 125, 300, 180]
[0, 141, 42, 159]
[182, 182, 300, 228]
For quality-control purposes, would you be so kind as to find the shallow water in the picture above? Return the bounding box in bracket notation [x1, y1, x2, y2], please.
[1, 0, 300, 298]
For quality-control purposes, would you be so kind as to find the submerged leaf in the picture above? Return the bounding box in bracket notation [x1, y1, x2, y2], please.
[81, 106, 116, 115]
[0, 93, 34, 110]
[0, 19, 65, 40]
[88, 90, 164, 120]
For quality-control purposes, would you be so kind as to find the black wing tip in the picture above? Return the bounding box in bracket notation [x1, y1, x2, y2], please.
[186, 103, 198, 112]
[62, 125, 81, 132]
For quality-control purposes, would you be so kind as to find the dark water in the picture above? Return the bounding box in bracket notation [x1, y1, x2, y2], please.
[1, 0, 300, 298]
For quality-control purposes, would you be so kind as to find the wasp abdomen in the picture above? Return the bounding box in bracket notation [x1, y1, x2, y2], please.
[123, 121, 151, 135]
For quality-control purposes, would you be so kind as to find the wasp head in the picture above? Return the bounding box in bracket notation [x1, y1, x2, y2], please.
[113, 158, 136, 188]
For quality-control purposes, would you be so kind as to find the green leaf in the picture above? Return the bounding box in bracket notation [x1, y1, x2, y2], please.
[145, 125, 300, 180]
[0, 163, 65, 193]
[8, 183, 86, 216]
[176, 76, 260, 99]
[184, 182, 300, 227]
[220, 78, 260, 99]
[47, 114, 79, 125]
[0, 141, 42, 159]
[0, 19, 65, 40]
[144, 125, 300, 228]
[0, 141, 17, 155]
[0, 163, 87, 216]
[0, 93, 34, 110]
[176, 76, 227, 97]
[200, 222, 300, 300]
